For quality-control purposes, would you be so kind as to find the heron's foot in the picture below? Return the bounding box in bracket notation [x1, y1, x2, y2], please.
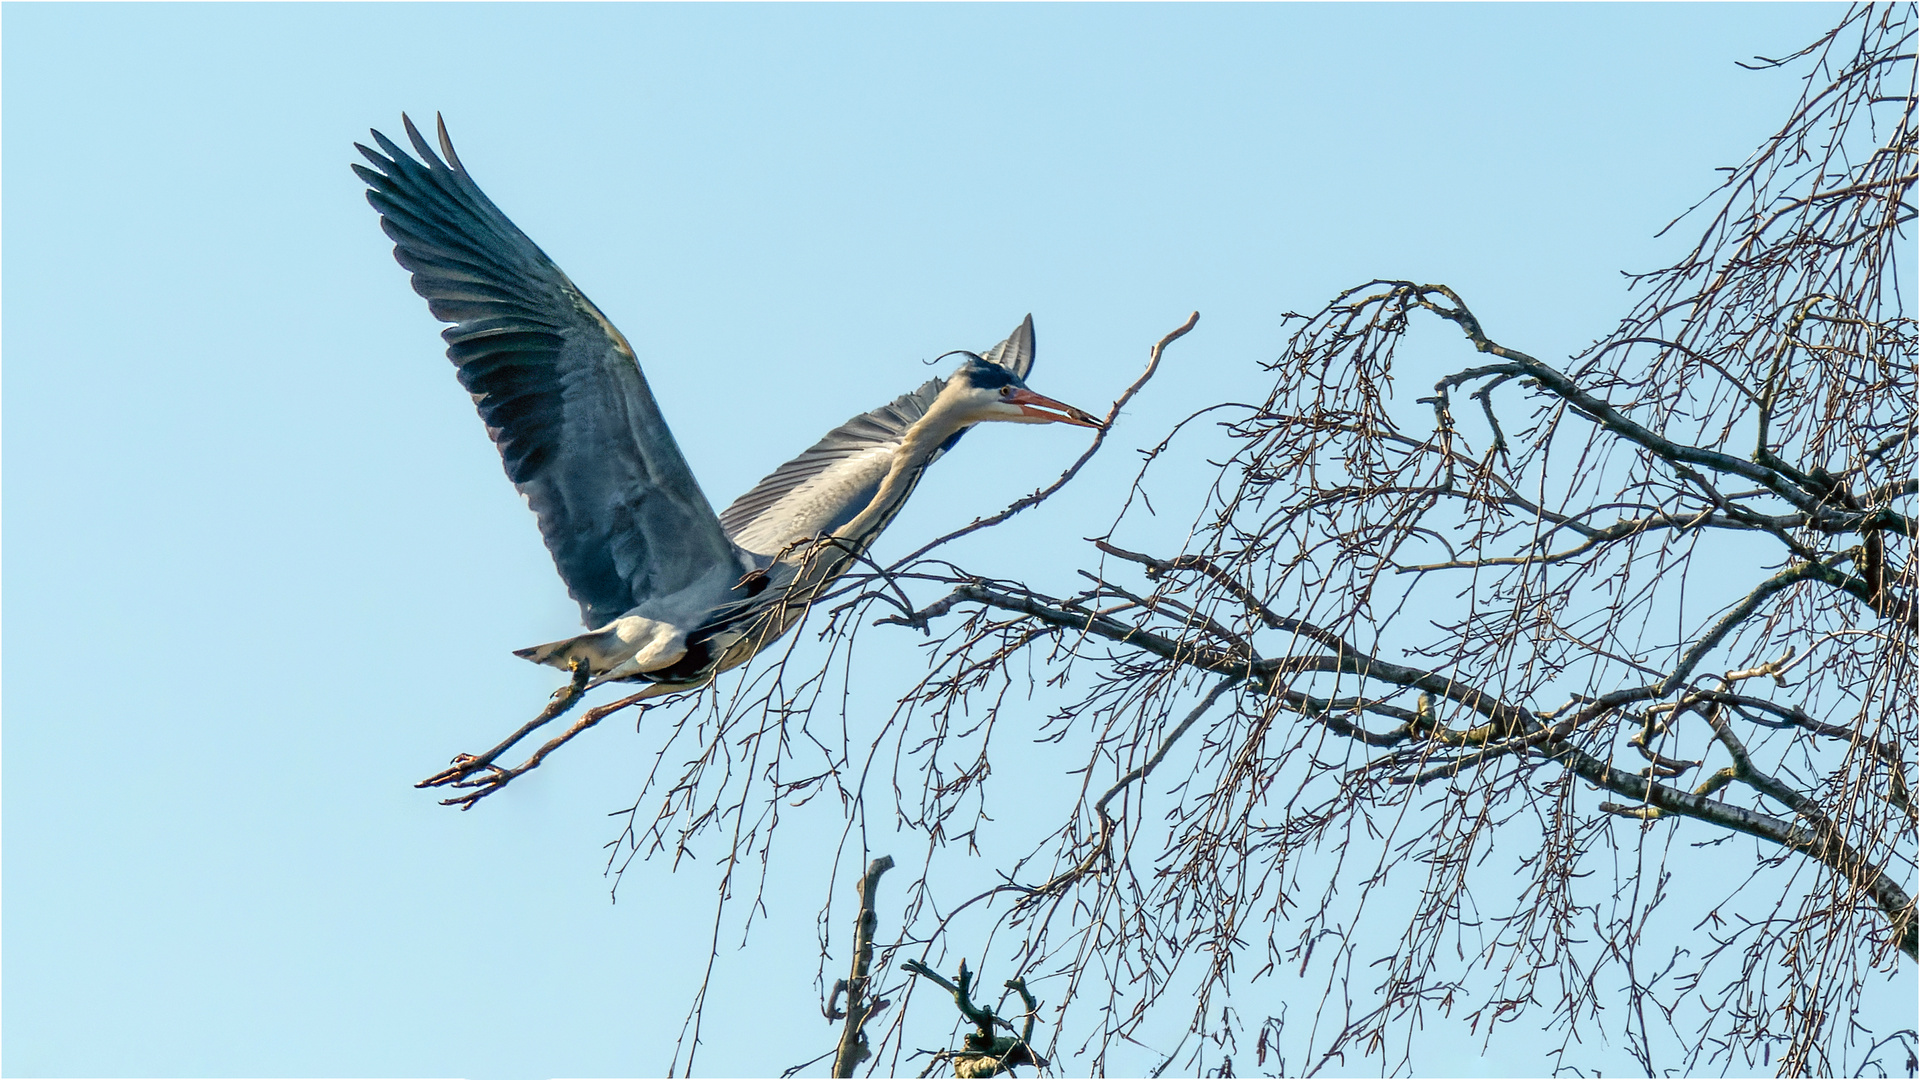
[416, 743, 544, 809]
[418, 753, 498, 789]
[436, 759, 522, 811]
[414, 661, 593, 795]
[419, 684, 660, 810]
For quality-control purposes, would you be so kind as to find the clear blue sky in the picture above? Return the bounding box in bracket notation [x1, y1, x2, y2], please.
[3, 4, 1869, 1078]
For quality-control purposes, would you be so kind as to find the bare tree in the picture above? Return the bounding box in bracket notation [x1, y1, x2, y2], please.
[569, 7, 1915, 1076]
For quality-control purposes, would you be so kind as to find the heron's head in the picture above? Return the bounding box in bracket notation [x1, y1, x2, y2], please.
[944, 354, 1104, 429]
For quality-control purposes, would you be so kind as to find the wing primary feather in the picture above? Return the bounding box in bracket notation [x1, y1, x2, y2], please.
[435, 112, 467, 173]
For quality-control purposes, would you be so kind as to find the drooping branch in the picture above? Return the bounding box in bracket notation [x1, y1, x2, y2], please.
[897, 535, 1917, 958]
[1412, 280, 1913, 531]
[1020, 675, 1244, 898]
[1560, 732, 1917, 960]
[598, 12, 1916, 1075]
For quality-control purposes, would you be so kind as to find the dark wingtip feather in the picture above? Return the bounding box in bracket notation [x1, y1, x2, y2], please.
[435, 113, 466, 173]
[401, 112, 440, 168]
[368, 126, 411, 168]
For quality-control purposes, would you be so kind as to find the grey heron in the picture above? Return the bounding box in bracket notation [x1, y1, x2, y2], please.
[355, 115, 1104, 800]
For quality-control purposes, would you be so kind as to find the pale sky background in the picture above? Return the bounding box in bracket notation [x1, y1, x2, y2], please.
[2, 4, 1892, 1079]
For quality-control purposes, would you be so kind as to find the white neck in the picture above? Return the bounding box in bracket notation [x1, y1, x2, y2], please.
[828, 390, 977, 548]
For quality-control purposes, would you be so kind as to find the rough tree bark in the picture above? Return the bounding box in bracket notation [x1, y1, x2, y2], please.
[832, 856, 894, 1078]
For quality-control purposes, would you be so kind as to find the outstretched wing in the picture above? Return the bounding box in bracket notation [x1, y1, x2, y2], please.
[718, 315, 1037, 557]
[979, 313, 1035, 379]
[355, 114, 738, 628]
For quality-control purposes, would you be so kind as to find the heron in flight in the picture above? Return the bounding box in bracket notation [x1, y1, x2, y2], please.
[356, 115, 1104, 801]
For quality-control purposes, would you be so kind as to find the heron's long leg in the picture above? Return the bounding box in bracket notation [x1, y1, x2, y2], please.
[417, 660, 591, 789]
[435, 681, 688, 809]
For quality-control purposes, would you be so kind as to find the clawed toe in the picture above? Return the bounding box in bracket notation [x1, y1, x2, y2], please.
[418, 753, 489, 789]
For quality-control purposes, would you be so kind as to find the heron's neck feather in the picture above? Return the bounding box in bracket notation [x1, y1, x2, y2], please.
[829, 394, 973, 548]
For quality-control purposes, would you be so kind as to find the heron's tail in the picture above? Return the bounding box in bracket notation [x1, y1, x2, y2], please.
[513, 615, 689, 682]
[512, 627, 629, 673]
